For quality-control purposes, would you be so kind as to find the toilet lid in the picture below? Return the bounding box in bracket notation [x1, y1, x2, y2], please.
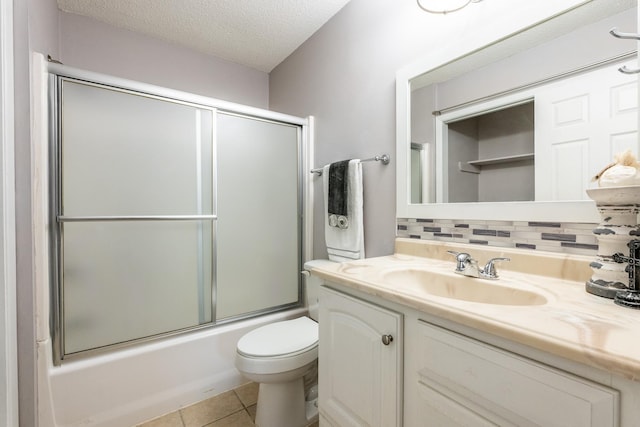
[237, 317, 318, 357]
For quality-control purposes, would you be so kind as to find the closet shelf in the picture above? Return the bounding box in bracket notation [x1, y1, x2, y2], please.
[467, 153, 534, 166]
[458, 153, 534, 174]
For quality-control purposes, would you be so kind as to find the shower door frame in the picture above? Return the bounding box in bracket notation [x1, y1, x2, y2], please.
[47, 64, 311, 365]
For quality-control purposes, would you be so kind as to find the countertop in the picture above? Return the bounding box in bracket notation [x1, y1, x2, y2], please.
[309, 239, 640, 381]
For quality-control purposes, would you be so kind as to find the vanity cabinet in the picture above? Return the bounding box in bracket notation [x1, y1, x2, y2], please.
[407, 321, 619, 427]
[316, 278, 640, 427]
[318, 286, 403, 427]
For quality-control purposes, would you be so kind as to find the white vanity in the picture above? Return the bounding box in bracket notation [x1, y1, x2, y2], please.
[312, 239, 640, 427]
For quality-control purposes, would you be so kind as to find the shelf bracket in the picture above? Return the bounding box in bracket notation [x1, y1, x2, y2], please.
[458, 161, 480, 174]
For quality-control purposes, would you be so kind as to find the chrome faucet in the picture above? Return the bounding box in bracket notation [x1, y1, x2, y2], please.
[447, 251, 510, 280]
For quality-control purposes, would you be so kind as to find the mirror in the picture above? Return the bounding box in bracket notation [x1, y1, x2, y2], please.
[397, 0, 637, 222]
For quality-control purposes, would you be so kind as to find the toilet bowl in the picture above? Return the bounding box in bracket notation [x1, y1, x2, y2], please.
[236, 317, 318, 427]
[235, 260, 333, 427]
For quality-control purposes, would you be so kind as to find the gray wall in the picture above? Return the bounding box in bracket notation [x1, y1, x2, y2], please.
[14, 0, 34, 420]
[477, 104, 534, 202]
[15, 0, 60, 425]
[268, 0, 511, 258]
[436, 9, 636, 111]
[58, 12, 269, 109]
[411, 85, 436, 146]
[270, 0, 443, 258]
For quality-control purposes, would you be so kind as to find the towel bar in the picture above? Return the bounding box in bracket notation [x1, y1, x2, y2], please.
[311, 154, 390, 176]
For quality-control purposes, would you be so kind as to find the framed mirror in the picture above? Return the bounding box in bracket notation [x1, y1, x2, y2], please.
[396, 0, 637, 222]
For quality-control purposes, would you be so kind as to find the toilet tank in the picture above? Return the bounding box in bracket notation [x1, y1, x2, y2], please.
[303, 260, 336, 321]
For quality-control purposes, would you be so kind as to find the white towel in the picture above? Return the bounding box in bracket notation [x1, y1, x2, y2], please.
[323, 160, 365, 262]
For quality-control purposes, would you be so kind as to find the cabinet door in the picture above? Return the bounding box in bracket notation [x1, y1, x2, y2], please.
[319, 286, 402, 427]
[413, 321, 619, 427]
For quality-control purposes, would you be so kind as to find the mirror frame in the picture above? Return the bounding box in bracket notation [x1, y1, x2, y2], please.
[396, 0, 635, 222]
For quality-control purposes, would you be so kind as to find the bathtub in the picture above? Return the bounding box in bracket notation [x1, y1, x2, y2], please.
[36, 307, 307, 427]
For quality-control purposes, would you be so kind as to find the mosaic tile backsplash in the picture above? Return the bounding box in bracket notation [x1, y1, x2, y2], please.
[397, 218, 599, 256]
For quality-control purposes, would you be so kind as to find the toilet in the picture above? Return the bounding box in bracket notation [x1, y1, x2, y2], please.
[235, 260, 333, 427]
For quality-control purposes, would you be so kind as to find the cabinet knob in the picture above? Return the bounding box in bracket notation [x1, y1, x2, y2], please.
[381, 334, 394, 345]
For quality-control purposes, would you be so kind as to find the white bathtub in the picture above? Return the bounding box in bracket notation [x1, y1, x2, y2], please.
[36, 308, 307, 427]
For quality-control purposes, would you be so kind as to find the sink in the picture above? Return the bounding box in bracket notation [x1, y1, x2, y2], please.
[381, 268, 548, 306]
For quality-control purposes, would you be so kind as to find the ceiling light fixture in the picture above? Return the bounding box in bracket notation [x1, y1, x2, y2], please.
[416, 0, 483, 14]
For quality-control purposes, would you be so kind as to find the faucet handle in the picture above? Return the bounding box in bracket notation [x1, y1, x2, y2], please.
[446, 250, 461, 260]
[482, 257, 510, 279]
[447, 251, 475, 272]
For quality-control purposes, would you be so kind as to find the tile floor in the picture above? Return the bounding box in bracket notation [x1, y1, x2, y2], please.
[137, 382, 319, 427]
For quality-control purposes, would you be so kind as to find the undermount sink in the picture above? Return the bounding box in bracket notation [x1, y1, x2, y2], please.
[381, 268, 548, 306]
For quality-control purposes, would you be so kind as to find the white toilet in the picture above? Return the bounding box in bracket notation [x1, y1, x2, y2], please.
[235, 260, 333, 427]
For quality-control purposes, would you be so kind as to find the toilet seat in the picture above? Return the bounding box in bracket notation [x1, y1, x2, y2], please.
[236, 317, 319, 376]
[237, 317, 318, 358]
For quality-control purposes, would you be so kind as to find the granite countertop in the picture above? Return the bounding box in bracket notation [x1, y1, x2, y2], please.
[309, 239, 640, 381]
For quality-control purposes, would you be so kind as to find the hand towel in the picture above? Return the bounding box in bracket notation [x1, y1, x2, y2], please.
[323, 159, 365, 262]
[328, 160, 350, 229]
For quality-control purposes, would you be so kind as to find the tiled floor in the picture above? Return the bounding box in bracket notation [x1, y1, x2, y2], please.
[137, 382, 319, 427]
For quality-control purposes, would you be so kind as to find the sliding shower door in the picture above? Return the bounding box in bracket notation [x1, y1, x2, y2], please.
[215, 113, 301, 320]
[51, 74, 305, 361]
[54, 79, 215, 355]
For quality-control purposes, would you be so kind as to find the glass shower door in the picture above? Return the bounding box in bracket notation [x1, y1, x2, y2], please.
[56, 79, 215, 355]
[215, 113, 301, 320]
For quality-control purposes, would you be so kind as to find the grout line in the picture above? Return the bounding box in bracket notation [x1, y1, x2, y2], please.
[140, 383, 258, 426]
[203, 409, 253, 427]
[232, 389, 244, 408]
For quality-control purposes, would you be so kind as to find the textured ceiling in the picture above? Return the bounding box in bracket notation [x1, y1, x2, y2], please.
[57, 0, 351, 72]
